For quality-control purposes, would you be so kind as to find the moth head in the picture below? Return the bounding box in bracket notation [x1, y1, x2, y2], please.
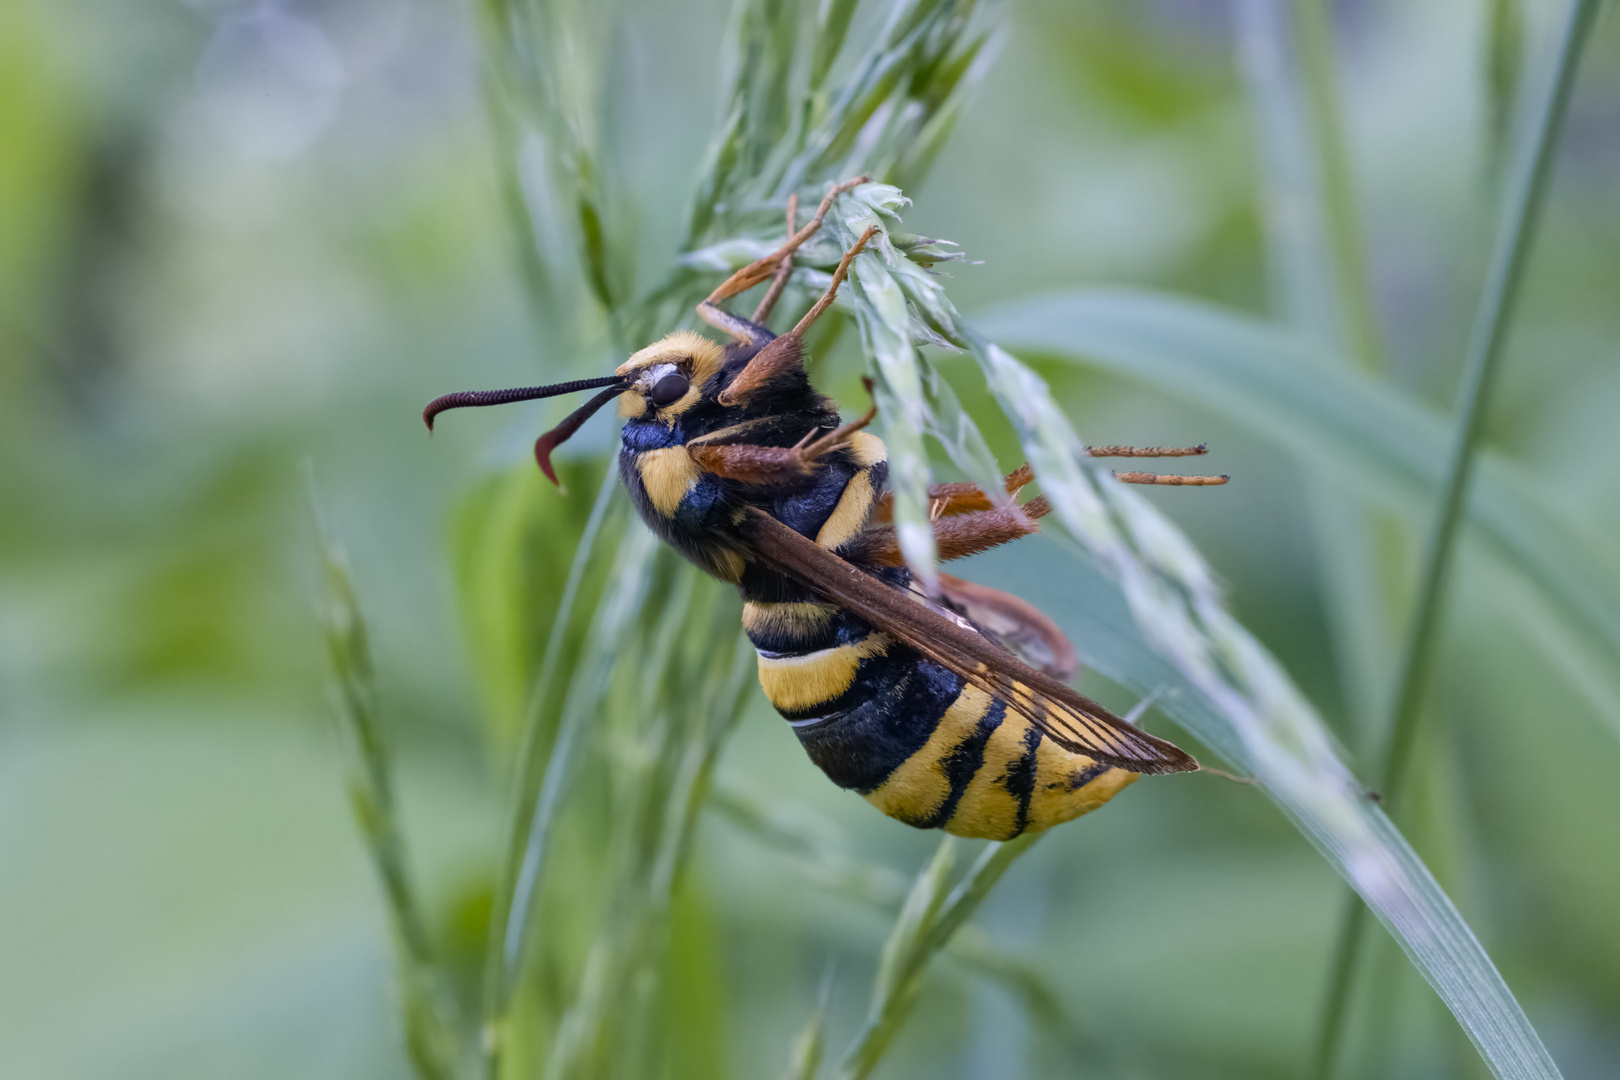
[614, 329, 727, 423]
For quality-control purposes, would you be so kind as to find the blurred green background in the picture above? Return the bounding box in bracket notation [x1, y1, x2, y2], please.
[3, 1, 1618, 1078]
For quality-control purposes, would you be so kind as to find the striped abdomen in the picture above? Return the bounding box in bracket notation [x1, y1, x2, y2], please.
[741, 431, 1137, 841]
[747, 599, 1136, 840]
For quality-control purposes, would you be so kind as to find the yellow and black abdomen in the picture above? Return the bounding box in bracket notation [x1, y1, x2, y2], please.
[738, 430, 1137, 841]
[746, 600, 1136, 840]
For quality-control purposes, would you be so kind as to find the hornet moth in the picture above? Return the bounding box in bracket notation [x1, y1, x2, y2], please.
[425, 178, 1228, 841]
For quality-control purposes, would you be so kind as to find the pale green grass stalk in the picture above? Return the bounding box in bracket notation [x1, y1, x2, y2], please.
[974, 291, 1620, 735]
[481, 517, 653, 1078]
[715, 785, 1094, 1055]
[1313, 2, 1601, 1074]
[311, 486, 463, 1080]
[1290, 0, 1382, 374]
[781, 970, 835, 1080]
[833, 835, 1040, 1080]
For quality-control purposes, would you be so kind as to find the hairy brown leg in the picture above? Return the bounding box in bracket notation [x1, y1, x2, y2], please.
[751, 193, 799, 325]
[853, 500, 1050, 566]
[717, 226, 879, 408]
[1113, 471, 1229, 486]
[786, 225, 880, 339]
[873, 463, 1036, 524]
[692, 379, 879, 486]
[1087, 444, 1208, 458]
[696, 176, 868, 342]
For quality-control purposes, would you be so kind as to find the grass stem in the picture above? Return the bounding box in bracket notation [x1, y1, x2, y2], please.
[311, 480, 463, 1080]
[1291, 0, 1383, 373]
[833, 833, 1040, 1080]
[1310, 2, 1600, 1074]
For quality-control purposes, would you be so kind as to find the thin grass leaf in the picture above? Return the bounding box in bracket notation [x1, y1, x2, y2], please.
[810, 0, 862, 94]
[1290, 0, 1382, 372]
[833, 837, 955, 1080]
[311, 487, 463, 1080]
[544, 567, 753, 1080]
[477, 467, 620, 1058]
[974, 289, 1620, 735]
[714, 782, 1087, 1050]
[832, 834, 1039, 1080]
[1487, 0, 1527, 172]
[953, 331, 1564, 1079]
[781, 970, 833, 1080]
[482, 523, 660, 1077]
[1318, 2, 1600, 1070]
[1235, 0, 1398, 741]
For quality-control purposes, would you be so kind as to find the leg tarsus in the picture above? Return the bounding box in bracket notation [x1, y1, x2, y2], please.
[1088, 444, 1208, 458]
[877, 462, 1038, 524]
[794, 376, 877, 462]
[788, 224, 879, 340]
[700, 176, 868, 310]
[697, 301, 771, 345]
[751, 193, 800, 325]
[1113, 471, 1229, 486]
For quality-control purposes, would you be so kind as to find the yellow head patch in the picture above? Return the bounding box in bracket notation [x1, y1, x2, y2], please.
[615, 330, 727, 421]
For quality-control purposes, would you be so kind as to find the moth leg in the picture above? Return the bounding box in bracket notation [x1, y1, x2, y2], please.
[697, 176, 868, 342]
[689, 443, 816, 486]
[1113, 471, 1229, 486]
[786, 225, 880, 339]
[852, 499, 1051, 566]
[874, 463, 1037, 524]
[1088, 444, 1208, 458]
[790, 376, 877, 460]
[693, 379, 879, 486]
[751, 193, 799, 326]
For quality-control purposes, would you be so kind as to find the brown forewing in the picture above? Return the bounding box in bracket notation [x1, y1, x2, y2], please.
[739, 508, 1198, 775]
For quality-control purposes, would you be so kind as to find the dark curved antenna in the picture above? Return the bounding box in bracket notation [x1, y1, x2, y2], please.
[422, 373, 629, 431]
[532, 384, 628, 487]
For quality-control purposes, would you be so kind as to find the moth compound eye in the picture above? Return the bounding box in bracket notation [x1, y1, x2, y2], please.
[649, 372, 689, 408]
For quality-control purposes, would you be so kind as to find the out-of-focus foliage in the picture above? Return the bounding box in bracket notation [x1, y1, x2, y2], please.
[3, 2, 1618, 1080]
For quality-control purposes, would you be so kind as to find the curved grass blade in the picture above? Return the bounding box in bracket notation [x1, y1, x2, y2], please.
[1321, 2, 1601, 1070]
[956, 331, 1563, 1080]
[311, 486, 463, 1080]
[481, 522, 660, 1077]
[974, 289, 1620, 733]
[833, 834, 1040, 1080]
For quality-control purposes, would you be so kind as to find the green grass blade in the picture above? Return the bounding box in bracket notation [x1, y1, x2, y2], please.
[974, 289, 1620, 734]
[833, 837, 956, 1080]
[1235, 0, 1398, 741]
[832, 834, 1038, 1080]
[810, 0, 862, 93]
[1290, 0, 1382, 371]
[955, 330, 1564, 1079]
[1321, 2, 1600, 1070]
[1378, 0, 1600, 819]
[481, 524, 660, 1075]
[311, 490, 463, 1080]
[1487, 0, 1527, 172]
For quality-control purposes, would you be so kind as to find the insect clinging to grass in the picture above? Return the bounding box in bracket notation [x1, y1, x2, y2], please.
[425, 178, 1229, 840]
